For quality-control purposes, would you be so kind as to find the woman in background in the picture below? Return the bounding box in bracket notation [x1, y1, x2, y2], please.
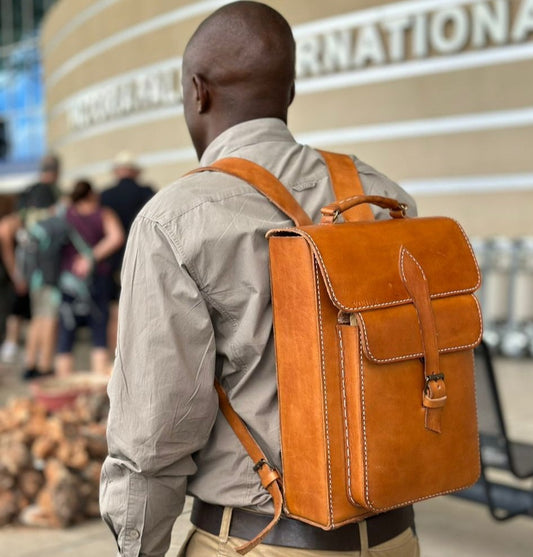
[56, 179, 124, 376]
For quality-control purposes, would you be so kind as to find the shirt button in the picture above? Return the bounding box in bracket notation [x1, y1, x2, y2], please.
[128, 529, 140, 539]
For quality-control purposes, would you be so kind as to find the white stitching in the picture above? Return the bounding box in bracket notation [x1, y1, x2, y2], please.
[365, 481, 482, 512]
[337, 326, 356, 507]
[356, 294, 483, 363]
[400, 246, 426, 283]
[294, 223, 480, 311]
[359, 336, 371, 508]
[329, 194, 366, 206]
[316, 260, 334, 526]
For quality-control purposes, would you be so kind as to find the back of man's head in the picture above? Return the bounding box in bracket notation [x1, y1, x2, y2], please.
[182, 1, 296, 158]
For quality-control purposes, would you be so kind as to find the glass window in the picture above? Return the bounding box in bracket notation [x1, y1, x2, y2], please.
[0, 1, 57, 166]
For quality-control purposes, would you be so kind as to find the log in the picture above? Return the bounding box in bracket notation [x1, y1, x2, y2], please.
[0, 439, 31, 475]
[18, 470, 45, 500]
[31, 436, 57, 461]
[0, 390, 109, 528]
[0, 466, 14, 491]
[0, 491, 18, 526]
[56, 438, 89, 470]
[80, 425, 107, 459]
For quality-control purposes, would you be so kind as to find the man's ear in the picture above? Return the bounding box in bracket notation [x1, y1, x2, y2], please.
[192, 74, 210, 114]
[288, 82, 295, 107]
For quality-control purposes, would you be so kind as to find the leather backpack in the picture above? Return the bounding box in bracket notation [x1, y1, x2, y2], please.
[192, 151, 482, 554]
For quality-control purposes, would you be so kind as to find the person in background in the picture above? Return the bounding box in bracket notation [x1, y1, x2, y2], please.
[100, 151, 154, 354]
[0, 195, 17, 357]
[0, 154, 62, 378]
[56, 179, 124, 377]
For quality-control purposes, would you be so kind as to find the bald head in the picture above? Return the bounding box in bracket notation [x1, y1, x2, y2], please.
[182, 2, 296, 158]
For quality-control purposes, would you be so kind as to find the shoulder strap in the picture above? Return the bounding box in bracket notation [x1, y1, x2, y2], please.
[190, 152, 374, 225]
[188, 158, 313, 227]
[189, 151, 372, 553]
[215, 380, 283, 554]
[318, 150, 375, 222]
[68, 226, 93, 259]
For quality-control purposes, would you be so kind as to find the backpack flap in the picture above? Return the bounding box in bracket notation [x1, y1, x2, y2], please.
[296, 216, 481, 312]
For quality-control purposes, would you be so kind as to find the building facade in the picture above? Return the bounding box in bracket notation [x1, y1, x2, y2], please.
[41, 0, 533, 237]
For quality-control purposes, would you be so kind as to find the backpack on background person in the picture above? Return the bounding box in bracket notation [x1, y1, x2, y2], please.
[15, 211, 96, 327]
[15, 213, 70, 291]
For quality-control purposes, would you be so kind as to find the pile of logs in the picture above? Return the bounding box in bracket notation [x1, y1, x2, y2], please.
[0, 391, 108, 527]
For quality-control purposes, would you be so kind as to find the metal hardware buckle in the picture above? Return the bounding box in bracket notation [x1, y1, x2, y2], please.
[253, 459, 270, 472]
[424, 373, 445, 394]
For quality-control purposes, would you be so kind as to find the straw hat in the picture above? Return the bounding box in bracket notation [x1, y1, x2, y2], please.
[113, 150, 140, 170]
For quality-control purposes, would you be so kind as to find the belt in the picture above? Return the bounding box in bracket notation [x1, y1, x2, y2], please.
[191, 499, 415, 551]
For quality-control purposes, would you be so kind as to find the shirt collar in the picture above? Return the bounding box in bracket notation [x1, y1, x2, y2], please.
[200, 118, 297, 166]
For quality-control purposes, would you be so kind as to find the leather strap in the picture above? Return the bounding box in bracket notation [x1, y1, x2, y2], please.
[319, 150, 375, 222]
[188, 158, 313, 227]
[399, 248, 446, 433]
[320, 195, 406, 224]
[214, 380, 283, 554]
[188, 152, 375, 225]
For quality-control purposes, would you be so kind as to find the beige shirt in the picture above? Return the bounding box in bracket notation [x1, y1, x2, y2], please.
[100, 118, 416, 557]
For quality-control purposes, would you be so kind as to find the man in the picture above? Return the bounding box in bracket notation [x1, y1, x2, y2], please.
[100, 3, 419, 556]
[0, 154, 61, 377]
[100, 151, 154, 353]
[100, 151, 154, 243]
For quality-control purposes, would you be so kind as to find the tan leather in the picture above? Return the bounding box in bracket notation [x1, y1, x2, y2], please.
[191, 151, 482, 542]
[268, 157, 481, 521]
[399, 247, 445, 433]
[318, 150, 374, 222]
[274, 217, 481, 311]
[214, 380, 283, 554]
[187, 158, 313, 227]
[320, 195, 407, 224]
[352, 295, 481, 362]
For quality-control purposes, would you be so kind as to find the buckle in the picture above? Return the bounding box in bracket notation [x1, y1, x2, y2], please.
[253, 459, 268, 472]
[253, 458, 278, 473]
[425, 373, 444, 384]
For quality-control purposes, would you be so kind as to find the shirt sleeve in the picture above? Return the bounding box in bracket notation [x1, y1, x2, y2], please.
[100, 215, 219, 557]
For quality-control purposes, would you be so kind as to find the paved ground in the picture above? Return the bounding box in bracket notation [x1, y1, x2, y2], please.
[0, 346, 532, 556]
